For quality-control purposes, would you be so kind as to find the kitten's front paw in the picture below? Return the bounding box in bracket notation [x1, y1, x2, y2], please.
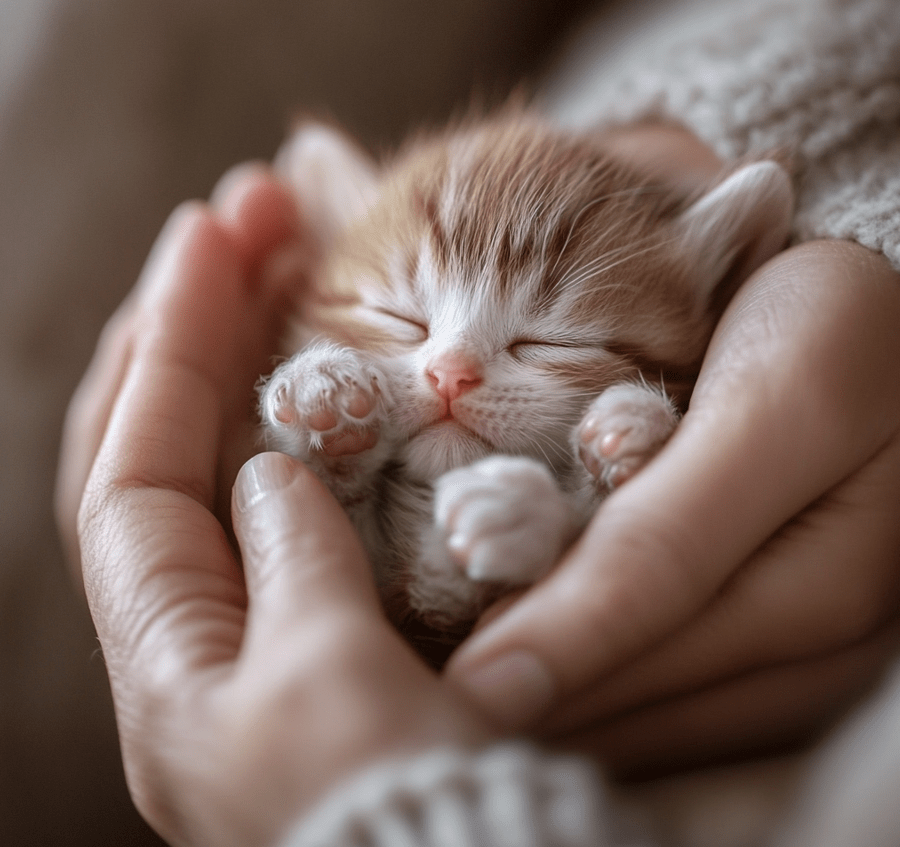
[259, 341, 387, 458]
[576, 382, 678, 490]
[434, 456, 577, 585]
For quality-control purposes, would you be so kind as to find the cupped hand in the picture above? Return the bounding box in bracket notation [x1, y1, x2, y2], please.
[447, 237, 900, 775]
[57, 171, 493, 847]
[55, 163, 299, 573]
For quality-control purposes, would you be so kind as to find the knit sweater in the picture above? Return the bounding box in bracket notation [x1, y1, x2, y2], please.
[279, 2, 900, 844]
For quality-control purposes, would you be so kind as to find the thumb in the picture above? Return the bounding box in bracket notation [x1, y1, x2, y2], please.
[232, 452, 381, 635]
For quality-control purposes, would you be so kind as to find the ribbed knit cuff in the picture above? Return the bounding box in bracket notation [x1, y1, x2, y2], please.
[278, 743, 612, 847]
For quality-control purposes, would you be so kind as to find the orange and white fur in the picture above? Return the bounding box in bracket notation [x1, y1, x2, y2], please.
[259, 111, 793, 630]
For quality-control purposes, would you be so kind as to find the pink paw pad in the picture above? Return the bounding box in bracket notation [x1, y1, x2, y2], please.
[576, 384, 678, 491]
[307, 385, 375, 433]
[314, 382, 380, 456]
[260, 343, 386, 459]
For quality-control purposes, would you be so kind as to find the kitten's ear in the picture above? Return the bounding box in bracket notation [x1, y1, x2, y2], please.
[275, 122, 379, 251]
[675, 161, 794, 296]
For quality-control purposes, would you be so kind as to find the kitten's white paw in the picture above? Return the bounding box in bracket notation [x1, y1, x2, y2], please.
[259, 341, 387, 458]
[434, 456, 576, 584]
[576, 382, 678, 490]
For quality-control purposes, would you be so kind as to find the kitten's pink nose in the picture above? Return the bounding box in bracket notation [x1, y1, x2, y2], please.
[426, 350, 483, 403]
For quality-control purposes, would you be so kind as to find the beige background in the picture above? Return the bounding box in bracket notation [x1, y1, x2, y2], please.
[0, 1, 594, 842]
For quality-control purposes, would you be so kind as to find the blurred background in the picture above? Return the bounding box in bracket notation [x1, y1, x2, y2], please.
[0, 1, 596, 842]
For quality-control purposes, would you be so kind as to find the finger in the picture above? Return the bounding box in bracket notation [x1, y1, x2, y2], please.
[231, 452, 382, 642]
[546, 431, 900, 734]
[55, 296, 136, 574]
[211, 162, 299, 272]
[98, 177, 298, 506]
[91, 205, 253, 505]
[80, 205, 257, 680]
[446, 242, 900, 730]
[57, 166, 298, 571]
[560, 617, 900, 778]
[209, 164, 303, 517]
[212, 161, 317, 310]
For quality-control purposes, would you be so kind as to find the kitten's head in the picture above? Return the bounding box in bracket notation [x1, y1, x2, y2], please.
[277, 112, 792, 478]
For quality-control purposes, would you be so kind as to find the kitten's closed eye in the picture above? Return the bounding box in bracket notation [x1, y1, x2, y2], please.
[508, 340, 561, 360]
[507, 339, 607, 362]
[360, 306, 429, 342]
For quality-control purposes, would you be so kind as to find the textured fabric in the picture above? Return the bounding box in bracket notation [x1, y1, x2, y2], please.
[546, 0, 900, 269]
[280, 744, 615, 847]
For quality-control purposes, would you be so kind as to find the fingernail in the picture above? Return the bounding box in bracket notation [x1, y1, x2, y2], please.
[234, 452, 298, 512]
[456, 650, 556, 730]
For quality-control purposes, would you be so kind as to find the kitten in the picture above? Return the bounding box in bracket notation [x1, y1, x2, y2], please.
[258, 110, 793, 634]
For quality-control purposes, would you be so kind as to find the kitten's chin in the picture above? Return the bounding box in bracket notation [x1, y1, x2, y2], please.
[401, 422, 493, 480]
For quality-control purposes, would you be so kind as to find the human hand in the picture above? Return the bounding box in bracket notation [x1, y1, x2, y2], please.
[56, 171, 493, 847]
[55, 163, 301, 574]
[447, 237, 900, 775]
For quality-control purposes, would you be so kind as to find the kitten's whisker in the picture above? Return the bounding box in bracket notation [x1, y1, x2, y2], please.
[552, 235, 683, 305]
[551, 236, 651, 287]
[545, 187, 657, 280]
[558, 236, 674, 292]
[527, 436, 566, 470]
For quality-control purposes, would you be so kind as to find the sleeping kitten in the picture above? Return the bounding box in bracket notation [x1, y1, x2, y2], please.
[258, 111, 793, 633]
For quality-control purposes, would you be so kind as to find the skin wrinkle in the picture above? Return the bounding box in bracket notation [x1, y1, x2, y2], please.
[98, 317, 250, 516]
[81, 304, 250, 684]
[741, 509, 892, 650]
[115, 539, 244, 676]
